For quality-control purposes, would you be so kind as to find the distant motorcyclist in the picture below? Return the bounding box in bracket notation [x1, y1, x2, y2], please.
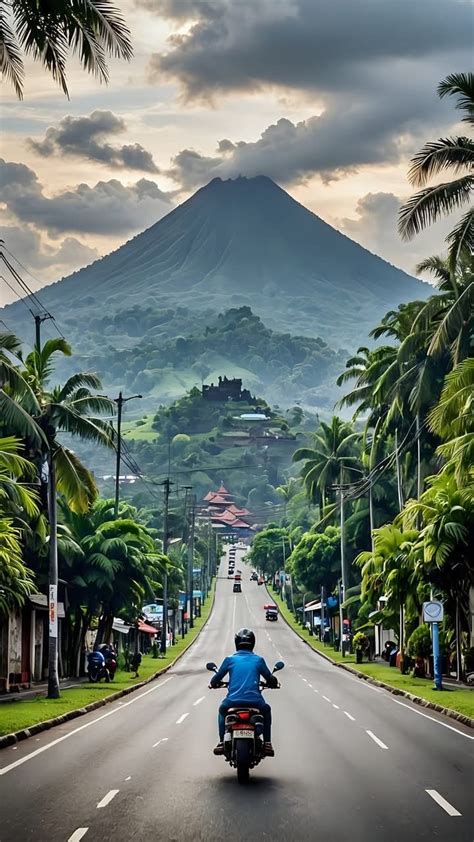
[209, 628, 278, 756]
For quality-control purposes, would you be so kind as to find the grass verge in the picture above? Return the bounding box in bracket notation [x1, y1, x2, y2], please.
[270, 587, 474, 720]
[0, 580, 215, 738]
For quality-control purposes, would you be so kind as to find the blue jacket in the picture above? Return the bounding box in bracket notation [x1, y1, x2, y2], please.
[211, 650, 274, 703]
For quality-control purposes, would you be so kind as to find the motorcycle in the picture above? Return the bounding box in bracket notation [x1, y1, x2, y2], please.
[87, 652, 110, 683]
[98, 646, 118, 680]
[206, 659, 284, 784]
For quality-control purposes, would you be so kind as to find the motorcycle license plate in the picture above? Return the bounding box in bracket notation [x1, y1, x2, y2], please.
[233, 729, 254, 738]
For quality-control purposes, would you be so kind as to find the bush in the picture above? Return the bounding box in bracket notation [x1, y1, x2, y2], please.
[407, 624, 432, 659]
[353, 632, 370, 651]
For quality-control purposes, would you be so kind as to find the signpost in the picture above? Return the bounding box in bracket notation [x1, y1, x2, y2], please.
[423, 601, 444, 691]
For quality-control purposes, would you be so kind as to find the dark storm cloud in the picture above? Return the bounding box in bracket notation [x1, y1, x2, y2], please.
[29, 111, 159, 173]
[0, 159, 173, 236]
[146, 0, 472, 98]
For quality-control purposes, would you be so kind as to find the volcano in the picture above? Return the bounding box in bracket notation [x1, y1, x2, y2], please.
[2, 176, 427, 347]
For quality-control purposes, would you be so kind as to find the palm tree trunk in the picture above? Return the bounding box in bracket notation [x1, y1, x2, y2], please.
[47, 453, 60, 699]
[369, 483, 375, 554]
[395, 428, 404, 512]
[399, 602, 405, 673]
[416, 413, 422, 500]
[455, 597, 463, 682]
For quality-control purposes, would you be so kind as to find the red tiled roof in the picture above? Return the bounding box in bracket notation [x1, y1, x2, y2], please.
[227, 504, 250, 516]
[138, 620, 158, 634]
[208, 495, 229, 505]
[203, 491, 218, 502]
[218, 484, 230, 495]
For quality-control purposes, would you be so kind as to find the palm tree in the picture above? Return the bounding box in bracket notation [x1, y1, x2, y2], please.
[1, 0, 132, 99]
[293, 416, 360, 509]
[0, 517, 35, 615]
[428, 358, 474, 484]
[399, 72, 474, 271]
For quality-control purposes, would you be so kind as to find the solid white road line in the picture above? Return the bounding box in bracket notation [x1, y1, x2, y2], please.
[193, 696, 205, 706]
[152, 737, 169, 748]
[344, 711, 355, 721]
[322, 695, 331, 703]
[68, 829, 89, 842]
[176, 713, 189, 725]
[0, 676, 175, 777]
[366, 730, 388, 750]
[391, 698, 474, 740]
[332, 704, 340, 709]
[426, 790, 462, 816]
[97, 790, 119, 809]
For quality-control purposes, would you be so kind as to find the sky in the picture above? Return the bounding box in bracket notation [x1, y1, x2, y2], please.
[0, 0, 472, 305]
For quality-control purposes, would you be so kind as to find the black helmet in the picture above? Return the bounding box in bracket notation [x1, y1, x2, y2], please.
[235, 628, 255, 651]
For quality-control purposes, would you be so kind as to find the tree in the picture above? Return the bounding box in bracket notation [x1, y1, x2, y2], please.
[428, 357, 474, 484]
[293, 416, 360, 508]
[248, 525, 290, 579]
[287, 525, 340, 595]
[0, 517, 35, 615]
[1, 0, 132, 99]
[399, 72, 474, 271]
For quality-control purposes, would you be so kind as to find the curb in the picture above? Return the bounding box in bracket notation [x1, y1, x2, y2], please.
[268, 587, 474, 731]
[0, 581, 217, 750]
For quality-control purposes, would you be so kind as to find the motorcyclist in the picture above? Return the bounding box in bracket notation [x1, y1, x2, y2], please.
[209, 628, 278, 757]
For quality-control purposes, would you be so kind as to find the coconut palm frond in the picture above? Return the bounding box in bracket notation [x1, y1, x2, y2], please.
[408, 137, 474, 186]
[446, 208, 474, 273]
[399, 175, 473, 240]
[0, 7, 24, 98]
[438, 72, 474, 124]
[427, 282, 474, 362]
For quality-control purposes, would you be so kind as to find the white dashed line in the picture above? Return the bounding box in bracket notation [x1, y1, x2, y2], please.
[97, 790, 119, 809]
[152, 737, 169, 748]
[125, 776, 131, 781]
[68, 829, 89, 841]
[322, 695, 331, 703]
[332, 704, 340, 709]
[344, 711, 355, 721]
[302, 678, 308, 683]
[308, 683, 313, 688]
[0, 676, 174, 777]
[313, 688, 319, 694]
[193, 696, 205, 706]
[176, 713, 189, 725]
[366, 730, 388, 750]
[425, 790, 461, 816]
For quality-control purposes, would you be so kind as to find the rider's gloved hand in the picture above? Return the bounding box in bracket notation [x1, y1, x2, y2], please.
[267, 674, 279, 689]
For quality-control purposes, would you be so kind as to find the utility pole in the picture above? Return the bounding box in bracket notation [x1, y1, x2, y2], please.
[160, 478, 171, 655]
[112, 391, 142, 518]
[188, 494, 196, 629]
[340, 466, 347, 657]
[47, 452, 60, 698]
[182, 486, 193, 633]
[34, 313, 52, 352]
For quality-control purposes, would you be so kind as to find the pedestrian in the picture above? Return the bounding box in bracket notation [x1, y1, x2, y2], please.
[130, 650, 142, 678]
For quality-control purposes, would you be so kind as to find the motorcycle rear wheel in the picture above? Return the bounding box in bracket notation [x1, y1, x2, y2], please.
[235, 739, 251, 784]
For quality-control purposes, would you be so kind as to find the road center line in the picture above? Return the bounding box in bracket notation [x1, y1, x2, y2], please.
[125, 776, 131, 781]
[425, 790, 461, 816]
[322, 695, 331, 702]
[307, 683, 313, 688]
[152, 737, 169, 748]
[176, 713, 189, 725]
[97, 790, 119, 809]
[0, 676, 175, 777]
[332, 704, 340, 709]
[366, 730, 388, 750]
[193, 696, 205, 706]
[391, 698, 474, 740]
[68, 829, 89, 842]
[344, 711, 355, 721]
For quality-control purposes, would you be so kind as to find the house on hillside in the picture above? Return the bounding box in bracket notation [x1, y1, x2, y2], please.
[199, 484, 255, 538]
[202, 376, 256, 403]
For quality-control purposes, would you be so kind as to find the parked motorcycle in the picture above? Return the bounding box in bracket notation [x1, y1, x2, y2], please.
[87, 651, 110, 683]
[206, 660, 284, 784]
[98, 645, 118, 680]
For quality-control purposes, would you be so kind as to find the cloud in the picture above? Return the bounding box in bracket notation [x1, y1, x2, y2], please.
[0, 159, 173, 237]
[147, 0, 472, 99]
[28, 110, 159, 173]
[167, 94, 436, 189]
[336, 192, 454, 276]
[0, 225, 100, 305]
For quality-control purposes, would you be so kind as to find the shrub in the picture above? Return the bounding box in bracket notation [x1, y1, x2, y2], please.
[407, 624, 432, 659]
[353, 632, 370, 651]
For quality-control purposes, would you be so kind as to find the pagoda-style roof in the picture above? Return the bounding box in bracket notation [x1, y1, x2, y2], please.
[226, 504, 250, 516]
[203, 491, 218, 502]
[217, 484, 232, 498]
[208, 495, 229, 506]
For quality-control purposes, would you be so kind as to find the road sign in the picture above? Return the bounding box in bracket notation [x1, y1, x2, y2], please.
[423, 601, 444, 623]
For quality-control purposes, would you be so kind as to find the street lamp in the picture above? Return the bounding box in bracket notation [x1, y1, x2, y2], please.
[111, 391, 142, 517]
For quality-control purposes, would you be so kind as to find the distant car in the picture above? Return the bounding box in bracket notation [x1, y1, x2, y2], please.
[234, 573, 242, 582]
[257, 576, 264, 586]
[233, 582, 242, 593]
[266, 608, 278, 621]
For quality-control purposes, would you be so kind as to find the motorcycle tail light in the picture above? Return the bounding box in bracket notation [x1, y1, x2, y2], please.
[238, 711, 251, 721]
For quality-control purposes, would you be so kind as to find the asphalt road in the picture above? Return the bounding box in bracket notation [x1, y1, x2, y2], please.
[1, 548, 473, 842]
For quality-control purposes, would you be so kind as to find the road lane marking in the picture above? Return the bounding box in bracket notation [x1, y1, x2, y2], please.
[68, 829, 89, 842]
[152, 737, 169, 748]
[308, 683, 313, 688]
[97, 790, 119, 809]
[125, 776, 131, 781]
[425, 790, 461, 816]
[366, 730, 388, 750]
[176, 713, 189, 725]
[344, 711, 355, 721]
[313, 689, 319, 694]
[0, 676, 175, 777]
[302, 678, 308, 683]
[193, 696, 205, 706]
[332, 704, 340, 709]
[322, 695, 331, 702]
[391, 698, 474, 740]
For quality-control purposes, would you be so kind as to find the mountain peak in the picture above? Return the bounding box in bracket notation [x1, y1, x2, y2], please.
[2, 176, 427, 348]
